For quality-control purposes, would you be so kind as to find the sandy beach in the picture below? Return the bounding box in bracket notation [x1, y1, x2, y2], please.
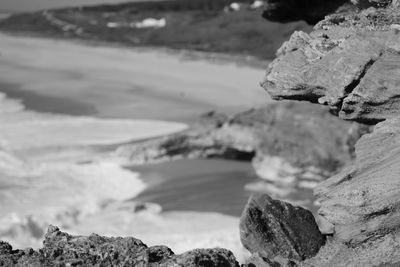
[0, 33, 269, 122]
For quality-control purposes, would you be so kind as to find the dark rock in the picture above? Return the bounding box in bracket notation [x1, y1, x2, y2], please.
[242, 252, 298, 267]
[161, 248, 239, 267]
[239, 194, 325, 262]
[262, 0, 349, 24]
[0, 226, 240, 267]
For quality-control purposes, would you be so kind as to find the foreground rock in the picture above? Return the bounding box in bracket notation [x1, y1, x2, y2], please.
[262, 1, 400, 265]
[0, 226, 239, 267]
[315, 117, 400, 244]
[240, 194, 325, 265]
[263, 3, 400, 123]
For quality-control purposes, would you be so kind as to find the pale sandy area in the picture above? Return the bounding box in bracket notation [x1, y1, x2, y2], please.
[0, 33, 269, 122]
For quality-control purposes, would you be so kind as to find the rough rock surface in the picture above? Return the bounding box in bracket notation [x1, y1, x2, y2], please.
[239, 194, 325, 263]
[0, 226, 239, 267]
[301, 233, 400, 267]
[262, 1, 400, 266]
[263, 3, 400, 123]
[315, 117, 400, 244]
[262, 0, 349, 24]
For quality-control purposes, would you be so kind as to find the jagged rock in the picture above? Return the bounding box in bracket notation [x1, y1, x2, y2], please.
[315, 117, 400, 244]
[301, 233, 400, 266]
[239, 194, 325, 262]
[0, 226, 239, 267]
[242, 252, 299, 267]
[262, 4, 400, 123]
[262, 0, 349, 24]
[160, 249, 239, 267]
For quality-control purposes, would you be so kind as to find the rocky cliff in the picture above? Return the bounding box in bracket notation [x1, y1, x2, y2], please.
[250, 0, 400, 266]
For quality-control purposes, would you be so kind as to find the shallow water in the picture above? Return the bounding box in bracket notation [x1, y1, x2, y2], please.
[130, 159, 258, 216]
[0, 82, 98, 116]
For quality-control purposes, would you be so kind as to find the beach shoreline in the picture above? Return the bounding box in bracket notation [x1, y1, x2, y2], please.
[0, 31, 270, 70]
[0, 32, 267, 261]
[0, 32, 270, 123]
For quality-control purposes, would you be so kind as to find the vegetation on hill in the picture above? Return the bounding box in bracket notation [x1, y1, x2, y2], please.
[0, 0, 312, 60]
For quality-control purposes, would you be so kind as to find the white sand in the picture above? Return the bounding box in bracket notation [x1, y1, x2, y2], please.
[0, 33, 269, 122]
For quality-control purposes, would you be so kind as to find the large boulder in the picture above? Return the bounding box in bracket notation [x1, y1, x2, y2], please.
[239, 194, 325, 263]
[263, 3, 400, 123]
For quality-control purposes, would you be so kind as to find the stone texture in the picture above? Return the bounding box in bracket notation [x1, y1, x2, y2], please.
[301, 233, 400, 267]
[159, 249, 239, 267]
[315, 117, 400, 245]
[263, 4, 400, 123]
[239, 194, 325, 262]
[262, 2, 400, 265]
[0, 226, 239, 267]
[262, 0, 349, 24]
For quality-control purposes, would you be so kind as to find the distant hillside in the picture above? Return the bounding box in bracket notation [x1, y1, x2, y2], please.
[0, 0, 312, 60]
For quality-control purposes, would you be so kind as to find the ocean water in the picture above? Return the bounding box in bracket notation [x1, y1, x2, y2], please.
[132, 159, 257, 216]
[0, 34, 271, 260]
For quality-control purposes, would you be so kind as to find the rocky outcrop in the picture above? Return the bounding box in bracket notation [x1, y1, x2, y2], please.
[116, 101, 360, 174]
[315, 117, 400, 245]
[0, 225, 239, 267]
[113, 101, 364, 216]
[261, 0, 400, 266]
[263, 3, 400, 124]
[262, 0, 349, 24]
[240, 194, 325, 265]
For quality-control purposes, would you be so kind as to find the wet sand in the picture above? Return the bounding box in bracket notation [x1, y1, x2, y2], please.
[131, 159, 258, 216]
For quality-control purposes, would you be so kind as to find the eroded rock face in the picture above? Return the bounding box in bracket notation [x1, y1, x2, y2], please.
[262, 1, 400, 265]
[315, 117, 400, 245]
[239, 194, 325, 263]
[263, 4, 400, 123]
[0, 226, 239, 267]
